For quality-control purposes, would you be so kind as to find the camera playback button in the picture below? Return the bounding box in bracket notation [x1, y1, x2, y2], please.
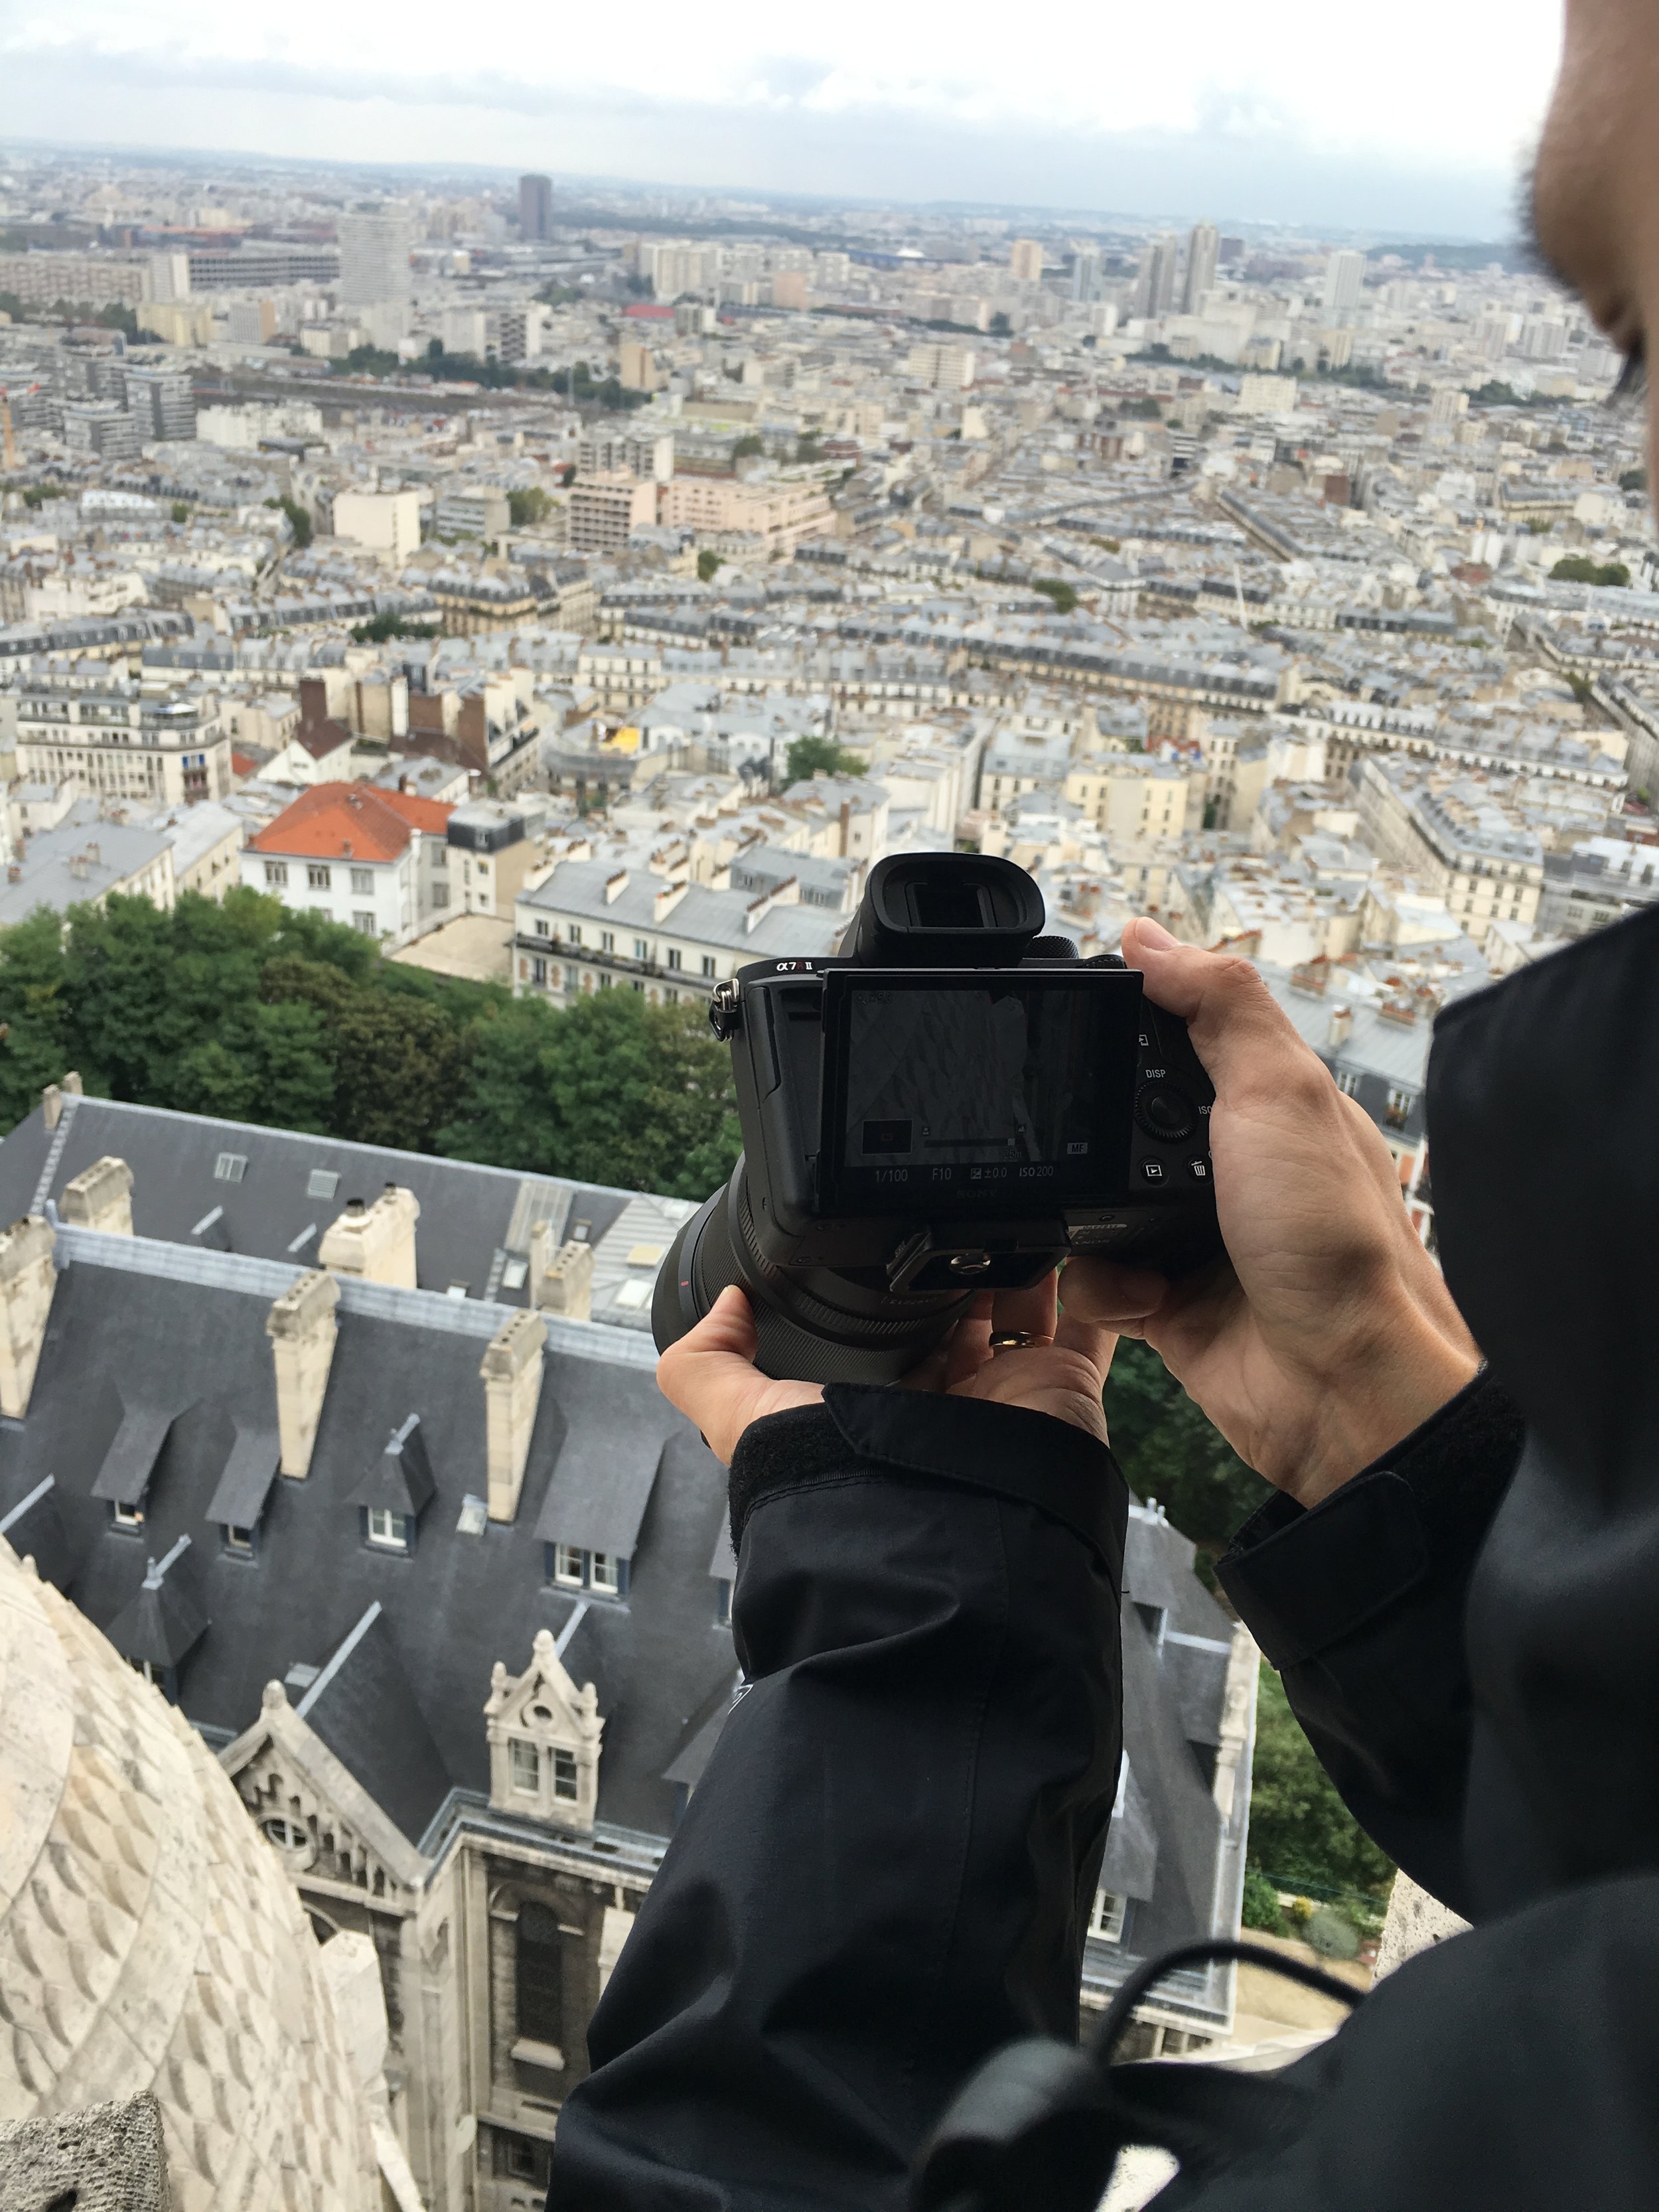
[1139, 1159, 1166, 1182]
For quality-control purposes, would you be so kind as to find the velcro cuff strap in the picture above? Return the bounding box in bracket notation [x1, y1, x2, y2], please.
[1216, 1469, 1430, 1671]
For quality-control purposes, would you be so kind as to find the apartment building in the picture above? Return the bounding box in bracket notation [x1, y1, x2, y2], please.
[0, 804, 175, 924]
[514, 857, 842, 1005]
[657, 475, 834, 556]
[441, 798, 544, 919]
[1355, 754, 1546, 936]
[13, 682, 232, 806]
[243, 780, 452, 945]
[568, 475, 658, 555]
[1062, 753, 1206, 840]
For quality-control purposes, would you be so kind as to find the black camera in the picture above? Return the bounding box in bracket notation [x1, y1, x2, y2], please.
[652, 854, 1222, 1384]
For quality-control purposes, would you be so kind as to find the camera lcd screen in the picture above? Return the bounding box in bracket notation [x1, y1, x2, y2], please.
[820, 970, 1141, 1216]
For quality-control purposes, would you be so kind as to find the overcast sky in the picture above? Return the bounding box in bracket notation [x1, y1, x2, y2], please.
[1, 0, 1565, 234]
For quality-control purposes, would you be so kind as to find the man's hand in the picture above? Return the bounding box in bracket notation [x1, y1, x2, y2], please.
[658, 1276, 1119, 1465]
[1063, 918, 1480, 1508]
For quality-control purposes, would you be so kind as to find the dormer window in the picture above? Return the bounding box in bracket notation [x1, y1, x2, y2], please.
[545, 1544, 628, 1597]
[1090, 1889, 1128, 1944]
[113, 1497, 146, 1531]
[351, 1416, 435, 1558]
[486, 1628, 605, 1832]
[366, 1507, 410, 1552]
[223, 1522, 255, 1557]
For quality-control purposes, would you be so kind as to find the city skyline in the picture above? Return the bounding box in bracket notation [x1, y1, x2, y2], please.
[1, 0, 1561, 232]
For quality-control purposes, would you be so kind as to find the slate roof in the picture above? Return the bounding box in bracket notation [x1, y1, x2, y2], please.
[522, 858, 845, 961]
[0, 1227, 736, 1847]
[1083, 1502, 1254, 2029]
[0, 1106, 1253, 1998]
[0, 1092, 638, 1313]
[0, 803, 173, 926]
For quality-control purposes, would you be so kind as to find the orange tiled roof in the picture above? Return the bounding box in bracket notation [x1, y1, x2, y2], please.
[248, 782, 452, 863]
[373, 788, 457, 838]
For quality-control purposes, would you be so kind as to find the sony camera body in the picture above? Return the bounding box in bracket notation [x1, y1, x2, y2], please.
[654, 854, 1221, 1384]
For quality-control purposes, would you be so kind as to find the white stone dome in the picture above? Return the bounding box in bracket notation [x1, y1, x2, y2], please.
[0, 1536, 378, 2212]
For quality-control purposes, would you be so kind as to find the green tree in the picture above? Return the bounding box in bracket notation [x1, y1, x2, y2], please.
[0, 909, 77, 1128]
[170, 500, 190, 524]
[1551, 554, 1631, 587]
[1620, 467, 1646, 492]
[794, 435, 822, 464]
[1241, 1866, 1286, 1934]
[1248, 1662, 1396, 1900]
[442, 992, 739, 1198]
[265, 494, 312, 548]
[732, 434, 764, 459]
[1102, 1336, 1265, 1563]
[171, 999, 334, 1130]
[350, 611, 438, 644]
[508, 486, 553, 529]
[784, 735, 863, 786]
[989, 311, 1012, 335]
[697, 549, 723, 583]
[260, 958, 467, 1153]
[1033, 577, 1078, 615]
[342, 344, 401, 376]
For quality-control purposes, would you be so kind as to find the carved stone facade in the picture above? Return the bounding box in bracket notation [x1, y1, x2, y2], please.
[0, 1536, 380, 2212]
[222, 1637, 639, 2212]
[484, 1629, 604, 1833]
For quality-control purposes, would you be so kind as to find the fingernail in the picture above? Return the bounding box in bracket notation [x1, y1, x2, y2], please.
[1133, 917, 1179, 951]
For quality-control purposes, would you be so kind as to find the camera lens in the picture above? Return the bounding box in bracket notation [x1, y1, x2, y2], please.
[653, 1161, 974, 1384]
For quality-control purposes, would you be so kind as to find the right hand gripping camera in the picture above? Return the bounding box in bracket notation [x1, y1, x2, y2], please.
[653, 854, 1222, 1384]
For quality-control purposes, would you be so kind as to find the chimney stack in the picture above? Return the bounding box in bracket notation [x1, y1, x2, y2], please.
[319, 1183, 419, 1289]
[265, 1269, 340, 1478]
[1327, 1003, 1354, 1051]
[0, 1217, 57, 1418]
[534, 1236, 594, 1322]
[60, 1155, 134, 1237]
[480, 1308, 546, 1523]
[40, 1071, 84, 1134]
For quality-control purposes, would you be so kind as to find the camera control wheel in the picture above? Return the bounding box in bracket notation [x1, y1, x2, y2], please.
[1134, 1082, 1198, 1145]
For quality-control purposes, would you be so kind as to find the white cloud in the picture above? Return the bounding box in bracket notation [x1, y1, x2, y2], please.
[0, 0, 1563, 229]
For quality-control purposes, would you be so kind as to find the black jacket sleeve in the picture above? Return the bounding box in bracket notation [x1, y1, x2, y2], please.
[545, 1385, 1129, 2212]
[1216, 1370, 1526, 1915]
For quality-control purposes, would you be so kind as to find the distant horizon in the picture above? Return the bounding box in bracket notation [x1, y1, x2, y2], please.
[0, 0, 1559, 238]
[0, 133, 1527, 256]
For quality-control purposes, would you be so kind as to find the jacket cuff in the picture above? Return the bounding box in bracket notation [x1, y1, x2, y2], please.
[729, 1385, 1124, 1570]
[1216, 1370, 1525, 1670]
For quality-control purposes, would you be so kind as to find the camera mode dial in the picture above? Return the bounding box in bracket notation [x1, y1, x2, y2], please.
[1135, 1082, 1198, 1145]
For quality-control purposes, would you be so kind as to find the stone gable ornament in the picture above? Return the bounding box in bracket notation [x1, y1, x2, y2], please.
[485, 1628, 604, 1831]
